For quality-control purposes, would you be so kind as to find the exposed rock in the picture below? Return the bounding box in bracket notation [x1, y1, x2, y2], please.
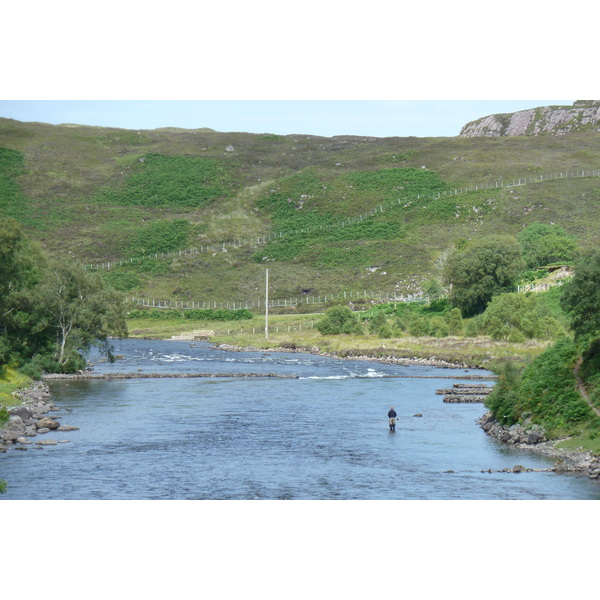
[460, 100, 600, 137]
[57, 425, 79, 432]
[7, 406, 33, 420]
[36, 417, 60, 430]
[36, 439, 58, 446]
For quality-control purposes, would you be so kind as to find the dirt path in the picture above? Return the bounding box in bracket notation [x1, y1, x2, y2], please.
[574, 357, 600, 416]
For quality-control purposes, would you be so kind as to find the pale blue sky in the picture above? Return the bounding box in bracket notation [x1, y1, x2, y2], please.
[0, 100, 575, 138]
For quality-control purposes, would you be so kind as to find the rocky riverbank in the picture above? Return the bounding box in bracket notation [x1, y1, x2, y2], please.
[479, 411, 600, 480]
[0, 381, 79, 453]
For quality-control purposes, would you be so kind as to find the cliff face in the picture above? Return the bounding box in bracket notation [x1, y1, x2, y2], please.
[459, 100, 600, 137]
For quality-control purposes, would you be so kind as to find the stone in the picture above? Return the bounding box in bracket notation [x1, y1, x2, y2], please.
[36, 439, 58, 446]
[1, 430, 20, 442]
[57, 425, 79, 432]
[8, 406, 33, 420]
[36, 417, 60, 430]
[36, 428, 50, 434]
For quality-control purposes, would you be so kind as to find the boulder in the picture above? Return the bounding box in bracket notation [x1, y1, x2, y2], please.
[526, 430, 546, 444]
[57, 425, 79, 432]
[1, 428, 25, 442]
[8, 406, 33, 420]
[7, 415, 24, 428]
[36, 439, 58, 446]
[36, 417, 60, 430]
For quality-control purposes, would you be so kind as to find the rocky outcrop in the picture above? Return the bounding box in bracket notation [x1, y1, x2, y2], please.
[460, 100, 600, 137]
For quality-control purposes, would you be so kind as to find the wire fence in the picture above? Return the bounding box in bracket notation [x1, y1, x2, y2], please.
[516, 281, 564, 293]
[128, 290, 430, 311]
[86, 168, 600, 271]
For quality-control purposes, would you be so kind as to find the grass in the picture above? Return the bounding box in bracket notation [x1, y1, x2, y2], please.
[556, 434, 600, 454]
[0, 367, 33, 408]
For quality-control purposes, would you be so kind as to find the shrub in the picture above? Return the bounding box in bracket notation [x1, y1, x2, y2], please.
[518, 222, 578, 269]
[444, 307, 464, 335]
[480, 293, 565, 341]
[316, 306, 363, 335]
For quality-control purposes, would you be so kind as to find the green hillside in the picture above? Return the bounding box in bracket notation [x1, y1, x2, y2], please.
[2, 116, 600, 304]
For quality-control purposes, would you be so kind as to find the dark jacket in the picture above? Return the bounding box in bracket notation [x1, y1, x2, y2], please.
[388, 410, 397, 419]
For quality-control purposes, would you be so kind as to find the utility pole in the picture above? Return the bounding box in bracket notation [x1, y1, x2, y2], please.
[265, 268, 269, 341]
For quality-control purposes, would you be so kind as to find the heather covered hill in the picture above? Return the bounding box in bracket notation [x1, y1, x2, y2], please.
[2, 109, 600, 303]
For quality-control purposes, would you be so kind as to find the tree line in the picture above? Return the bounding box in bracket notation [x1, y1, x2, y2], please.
[0, 217, 128, 379]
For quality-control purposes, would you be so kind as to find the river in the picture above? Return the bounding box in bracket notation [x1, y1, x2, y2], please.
[2, 338, 599, 500]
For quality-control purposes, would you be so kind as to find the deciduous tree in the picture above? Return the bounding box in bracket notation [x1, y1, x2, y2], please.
[444, 235, 522, 317]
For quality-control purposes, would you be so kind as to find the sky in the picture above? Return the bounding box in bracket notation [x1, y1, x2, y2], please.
[0, 99, 576, 138]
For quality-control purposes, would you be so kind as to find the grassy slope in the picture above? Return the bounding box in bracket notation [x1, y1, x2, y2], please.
[2, 117, 600, 304]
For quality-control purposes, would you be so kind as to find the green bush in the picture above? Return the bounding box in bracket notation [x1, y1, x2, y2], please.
[480, 292, 565, 341]
[518, 222, 578, 269]
[444, 307, 464, 335]
[316, 306, 363, 335]
[0, 406, 9, 427]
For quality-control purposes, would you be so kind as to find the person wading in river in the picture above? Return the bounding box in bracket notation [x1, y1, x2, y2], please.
[388, 407, 397, 431]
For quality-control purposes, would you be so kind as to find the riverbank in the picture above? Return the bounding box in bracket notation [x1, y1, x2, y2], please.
[0, 381, 79, 453]
[479, 411, 600, 479]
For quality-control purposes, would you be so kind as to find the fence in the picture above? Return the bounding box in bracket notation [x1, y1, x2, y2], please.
[86, 168, 600, 271]
[128, 290, 430, 311]
[516, 281, 564, 293]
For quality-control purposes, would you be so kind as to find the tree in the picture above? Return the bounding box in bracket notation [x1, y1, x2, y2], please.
[35, 259, 128, 370]
[0, 218, 48, 365]
[518, 222, 578, 269]
[560, 250, 600, 340]
[443, 235, 522, 317]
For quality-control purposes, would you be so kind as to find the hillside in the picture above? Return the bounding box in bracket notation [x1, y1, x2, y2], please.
[1, 110, 600, 305]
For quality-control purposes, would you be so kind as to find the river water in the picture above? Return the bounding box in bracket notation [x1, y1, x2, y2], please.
[2, 338, 599, 500]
